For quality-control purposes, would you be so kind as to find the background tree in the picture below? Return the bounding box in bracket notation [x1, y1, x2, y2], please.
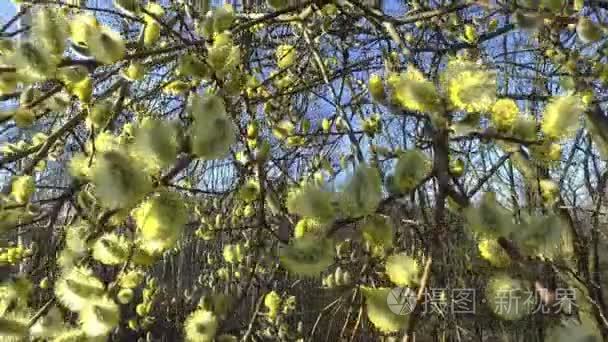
[1, 0, 608, 341]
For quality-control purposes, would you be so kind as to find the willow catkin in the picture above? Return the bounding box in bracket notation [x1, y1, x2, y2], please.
[189, 94, 236, 159]
[391, 66, 441, 113]
[184, 309, 218, 342]
[279, 236, 335, 277]
[385, 253, 420, 287]
[79, 296, 120, 337]
[89, 150, 152, 209]
[445, 58, 496, 113]
[33, 8, 68, 56]
[541, 95, 585, 140]
[360, 287, 408, 333]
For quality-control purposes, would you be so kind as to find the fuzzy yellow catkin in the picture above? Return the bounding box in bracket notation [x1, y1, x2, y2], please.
[92, 233, 130, 265]
[238, 178, 260, 203]
[176, 54, 208, 78]
[368, 74, 385, 101]
[264, 291, 281, 320]
[55, 266, 105, 312]
[478, 238, 510, 267]
[11, 175, 34, 204]
[539, 179, 560, 205]
[90, 150, 152, 209]
[207, 32, 240, 73]
[444, 58, 496, 113]
[64, 223, 89, 256]
[70, 14, 100, 48]
[144, 2, 165, 22]
[294, 218, 325, 238]
[393, 149, 431, 193]
[132, 118, 179, 170]
[133, 191, 187, 252]
[184, 309, 218, 342]
[340, 165, 382, 217]
[189, 94, 236, 159]
[491, 99, 519, 131]
[512, 115, 537, 141]
[88, 28, 126, 64]
[143, 21, 161, 47]
[79, 296, 120, 337]
[286, 184, 335, 223]
[279, 236, 335, 277]
[0, 72, 17, 95]
[360, 287, 408, 333]
[272, 120, 295, 140]
[13, 108, 35, 128]
[14, 41, 57, 81]
[33, 8, 68, 56]
[88, 100, 113, 128]
[276, 44, 296, 69]
[541, 95, 585, 140]
[124, 62, 144, 81]
[69, 76, 93, 104]
[385, 253, 420, 287]
[391, 67, 441, 113]
[361, 214, 393, 249]
[213, 4, 234, 32]
[117, 288, 134, 304]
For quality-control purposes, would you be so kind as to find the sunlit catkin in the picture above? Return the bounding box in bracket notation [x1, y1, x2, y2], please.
[276, 44, 296, 69]
[88, 28, 126, 64]
[444, 58, 496, 113]
[391, 66, 441, 114]
[55, 266, 105, 312]
[88, 100, 113, 128]
[69, 14, 100, 49]
[79, 296, 120, 337]
[189, 94, 236, 159]
[491, 98, 519, 131]
[132, 118, 179, 170]
[385, 253, 420, 287]
[133, 191, 188, 253]
[393, 149, 431, 193]
[279, 236, 335, 277]
[11, 175, 34, 204]
[541, 95, 585, 140]
[143, 21, 161, 47]
[92, 233, 130, 265]
[368, 74, 385, 101]
[33, 8, 68, 57]
[286, 184, 336, 223]
[90, 150, 152, 209]
[340, 165, 382, 217]
[360, 287, 408, 333]
[478, 238, 511, 267]
[184, 309, 218, 342]
[13, 41, 57, 81]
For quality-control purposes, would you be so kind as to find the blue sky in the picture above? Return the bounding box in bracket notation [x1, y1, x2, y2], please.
[1, 2, 17, 22]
